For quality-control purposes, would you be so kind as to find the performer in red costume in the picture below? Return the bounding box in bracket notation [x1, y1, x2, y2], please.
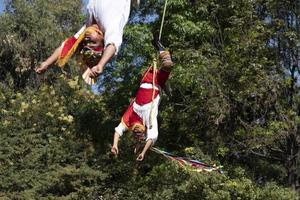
[111, 50, 173, 161]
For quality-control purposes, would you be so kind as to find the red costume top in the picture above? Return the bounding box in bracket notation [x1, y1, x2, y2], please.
[121, 101, 143, 129]
[135, 66, 170, 105]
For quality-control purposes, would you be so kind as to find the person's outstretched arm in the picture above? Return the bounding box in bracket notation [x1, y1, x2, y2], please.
[35, 45, 63, 74]
[112, 122, 127, 157]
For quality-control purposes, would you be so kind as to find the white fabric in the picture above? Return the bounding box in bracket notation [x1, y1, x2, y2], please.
[86, 0, 131, 54]
[140, 83, 160, 91]
[133, 95, 160, 144]
[74, 25, 86, 39]
[115, 122, 127, 137]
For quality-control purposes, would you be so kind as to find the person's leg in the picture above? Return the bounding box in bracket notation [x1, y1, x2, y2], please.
[159, 51, 173, 72]
[156, 51, 174, 87]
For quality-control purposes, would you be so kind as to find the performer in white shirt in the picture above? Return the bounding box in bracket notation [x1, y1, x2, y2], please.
[85, 0, 131, 77]
[111, 49, 174, 161]
[36, 0, 133, 79]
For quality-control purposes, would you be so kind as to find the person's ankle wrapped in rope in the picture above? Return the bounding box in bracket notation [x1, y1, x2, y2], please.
[159, 51, 173, 72]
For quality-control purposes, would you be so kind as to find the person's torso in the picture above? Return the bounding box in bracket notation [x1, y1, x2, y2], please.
[86, 0, 131, 33]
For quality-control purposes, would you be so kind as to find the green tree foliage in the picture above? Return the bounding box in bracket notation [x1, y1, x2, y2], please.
[0, 0, 299, 199]
[0, 79, 296, 199]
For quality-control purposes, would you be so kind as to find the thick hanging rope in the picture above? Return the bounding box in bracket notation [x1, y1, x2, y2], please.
[159, 0, 168, 41]
[149, 0, 168, 128]
[149, 58, 158, 128]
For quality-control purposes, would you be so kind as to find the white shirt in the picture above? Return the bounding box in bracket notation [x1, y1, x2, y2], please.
[86, 0, 131, 54]
[115, 95, 160, 144]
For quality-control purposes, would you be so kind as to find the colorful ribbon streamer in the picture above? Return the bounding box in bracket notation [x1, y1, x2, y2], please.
[151, 147, 224, 174]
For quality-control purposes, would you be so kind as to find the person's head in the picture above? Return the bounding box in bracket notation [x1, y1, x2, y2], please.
[82, 24, 104, 50]
[77, 25, 104, 67]
[132, 123, 146, 142]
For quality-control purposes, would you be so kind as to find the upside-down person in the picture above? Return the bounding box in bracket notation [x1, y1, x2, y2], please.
[111, 49, 174, 161]
[35, 24, 104, 84]
[36, 0, 136, 80]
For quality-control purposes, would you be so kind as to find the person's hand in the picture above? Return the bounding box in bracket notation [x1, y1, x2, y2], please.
[111, 145, 119, 157]
[35, 62, 49, 74]
[136, 153, 145, 161]
[89, 65, 103, 78]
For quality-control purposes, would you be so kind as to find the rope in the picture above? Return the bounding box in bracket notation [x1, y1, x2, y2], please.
[149, 0, 168, 128]
[159, 0, 168, 41]
[149, 59, 158, 128]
